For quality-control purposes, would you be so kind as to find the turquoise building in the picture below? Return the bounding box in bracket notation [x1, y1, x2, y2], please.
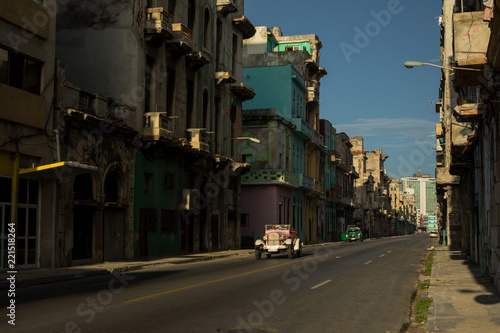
[241, 26, 327, 243]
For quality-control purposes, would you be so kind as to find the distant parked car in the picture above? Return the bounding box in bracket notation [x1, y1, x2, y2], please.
[347, 227, 363, 242]
[429, 231, 439, 238]
[255, 224, 302, 259]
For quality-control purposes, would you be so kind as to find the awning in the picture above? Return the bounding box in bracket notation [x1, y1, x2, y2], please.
[18, 161, 97, 179]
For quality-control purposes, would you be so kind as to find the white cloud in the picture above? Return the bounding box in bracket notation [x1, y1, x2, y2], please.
[335, 118, 435, 139]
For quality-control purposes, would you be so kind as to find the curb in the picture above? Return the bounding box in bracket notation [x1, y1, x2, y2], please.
[0, 253, 244, 290]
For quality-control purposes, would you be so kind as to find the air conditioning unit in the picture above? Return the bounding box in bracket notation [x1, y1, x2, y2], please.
[292, 45, 301, 51]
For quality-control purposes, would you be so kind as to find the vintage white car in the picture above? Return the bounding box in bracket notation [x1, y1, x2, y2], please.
[255, 224, 302, 259]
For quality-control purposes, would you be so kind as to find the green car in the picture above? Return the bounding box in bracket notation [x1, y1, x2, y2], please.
[347, 227, 363, 242]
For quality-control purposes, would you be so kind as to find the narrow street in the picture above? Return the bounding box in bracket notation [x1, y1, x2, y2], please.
[2, 235, 432, 333]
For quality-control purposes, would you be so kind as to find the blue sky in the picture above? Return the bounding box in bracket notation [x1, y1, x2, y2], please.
[244, 0, 443, 178]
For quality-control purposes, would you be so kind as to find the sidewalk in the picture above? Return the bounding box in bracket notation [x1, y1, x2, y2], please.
[0, 248, 254, 290]
[426, 249, 500, 332]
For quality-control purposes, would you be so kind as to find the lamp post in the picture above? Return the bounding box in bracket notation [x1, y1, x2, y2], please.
[403, 59, 458, 247]
[403, 61, 482, 71]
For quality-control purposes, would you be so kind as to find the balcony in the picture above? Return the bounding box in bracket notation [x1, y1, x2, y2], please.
[143, 112, 172, 141]
[232, 16, 256, 39]
[453, 103, 484, 122]
[436, 152, 444, 167]
[307, 87, 319, 106]
[436, 167, 460, 186]
[453, 11, 491, 86]
[216, 0, 238, 17]
[230, 82, 255, 101]
[186, 50, 211, 70]
[349, 166, 359, 179]
[241, 169, 299, 188]
[291, 117, 313, 140]
[215, 72, 236, 85]
[145, 7, 173, 46]
[0, 83, 45, 129]
[186, 128, 209, 152]
[436, 123, 443, 138]
[453, 12, 490, 67]
[298, 174, 314, 190]
[328, 150, 339, 163]
[312, 130, 324, 147]
[313, 180, 323, 194]
[166, 23, 193, 54]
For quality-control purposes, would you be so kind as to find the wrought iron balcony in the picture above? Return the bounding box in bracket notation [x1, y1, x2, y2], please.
[291, 117, 312, 140]
[298, 174, 314, 190]
[241, 169, 299, 187]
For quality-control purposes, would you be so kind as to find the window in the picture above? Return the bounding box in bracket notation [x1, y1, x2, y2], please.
[145, 56, 155, 113]
[168, 0, 176, 15]
[0, 177, 39, 268]
[0, 47, 41, 94]
[161, 209, 177, 232]
[186, 78, 194, 129]
[166, 67, 176, 116]
[203, 8, 211, 50]
[188, 0, 196, 31]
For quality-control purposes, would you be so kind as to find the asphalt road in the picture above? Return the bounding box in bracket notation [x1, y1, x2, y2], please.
[1, 234, 433, 333]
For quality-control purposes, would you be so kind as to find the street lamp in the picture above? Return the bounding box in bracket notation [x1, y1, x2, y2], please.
[403, 61, 482, 71]
[234, 137, 260, 143]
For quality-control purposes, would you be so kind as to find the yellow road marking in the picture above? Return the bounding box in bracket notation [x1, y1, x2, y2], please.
[125, 248, 347, 303]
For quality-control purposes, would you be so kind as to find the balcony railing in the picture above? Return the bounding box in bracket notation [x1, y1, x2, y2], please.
[143, 112, 172, 141]
[312, 130, 324, 147]
[298, 174, 314, 190]
[186, 128, 209, 152]
[242, 169, 299, 187]
[166, 23, 193, 53]
[145, 7, 174, 46]
[291, 117, 312, 140]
